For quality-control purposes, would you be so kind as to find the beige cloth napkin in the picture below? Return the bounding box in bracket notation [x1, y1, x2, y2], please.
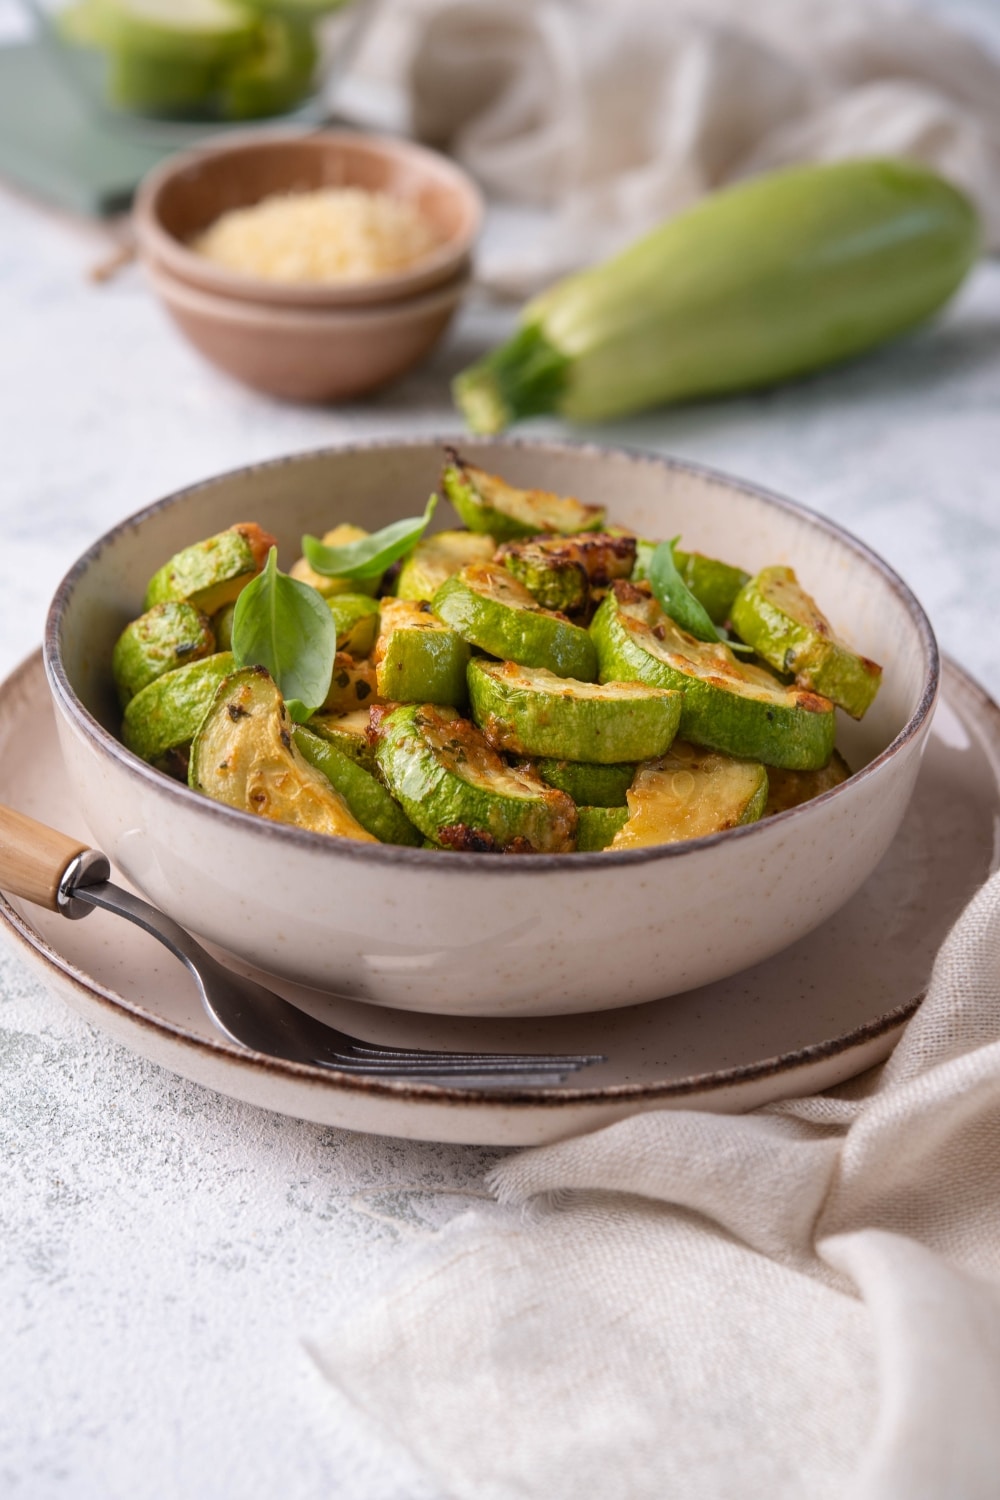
[354, 0, 1000, 292]
[311, 869, 1000, 1498]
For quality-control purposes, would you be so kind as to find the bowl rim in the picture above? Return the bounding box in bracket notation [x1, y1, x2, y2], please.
[133, 128, 485, 309]
[145, 254, 472, 328]
[44, 435, 940, 875]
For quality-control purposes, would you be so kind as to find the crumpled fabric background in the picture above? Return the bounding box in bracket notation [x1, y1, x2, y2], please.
[310, 869, 1000, 1499]
[352, 0, 1000, 292]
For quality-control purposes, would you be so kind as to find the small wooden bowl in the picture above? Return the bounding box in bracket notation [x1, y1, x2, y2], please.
[146, 255, 470, 402]
[133, 129, 483, 308]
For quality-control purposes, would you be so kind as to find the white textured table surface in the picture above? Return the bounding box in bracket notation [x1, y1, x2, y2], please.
[2, 171, 1000, 1498]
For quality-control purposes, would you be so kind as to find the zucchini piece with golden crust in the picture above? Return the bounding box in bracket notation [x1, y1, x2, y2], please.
[189, 666, 376, 842]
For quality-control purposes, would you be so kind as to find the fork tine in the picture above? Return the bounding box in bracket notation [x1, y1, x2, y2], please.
[315, 1055, 599, 1077]
[340, 1043, 607, 1064]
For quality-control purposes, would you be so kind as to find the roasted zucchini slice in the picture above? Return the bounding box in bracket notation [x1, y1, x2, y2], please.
[293, 727, 421, 846]
[441, 449, 604, 540]
[112, 601, 215, 708]
[290, 524, 380, 599]
[189, 666, 376, 842]
[322, 653, 381, 713]
[307, 709, 375, 770]
[764, 749, 851, 816]
[122, 652, 235, 764]
[591, 582, 836, 770]
[468, 659, 681, 764]
[374, 703, 577, 853]
[395, 530, 497, 602]
[433, 564, 598, 681]
[575, 804, 630, 851]
[730, 566, 882, 719]
[212, 601, 236, 652]
[611, 742, 768, 849]
[373, 598, 470, 707]
[327, 594, 381, 658]
[497, 532, 637, 614]
[144, 522, 275, 614]
[533, 758, 636, 807]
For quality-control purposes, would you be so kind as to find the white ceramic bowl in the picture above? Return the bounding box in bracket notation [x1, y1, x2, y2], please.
[44, 439, 938, 1017]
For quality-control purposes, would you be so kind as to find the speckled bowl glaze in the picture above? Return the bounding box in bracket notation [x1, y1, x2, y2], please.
[44, 440, 938, 1017]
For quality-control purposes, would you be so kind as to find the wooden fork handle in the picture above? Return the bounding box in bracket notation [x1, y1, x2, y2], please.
[0, 803, 99, 911]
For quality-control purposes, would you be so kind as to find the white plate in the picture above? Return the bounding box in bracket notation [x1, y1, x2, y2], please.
[1, 649, 997, 1146]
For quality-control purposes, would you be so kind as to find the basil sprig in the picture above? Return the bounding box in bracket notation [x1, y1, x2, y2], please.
[232, 548, 336, 723]
[647, 538, 754, 654]
[302, 494, 438, 581]
[648, 538, 722, 643]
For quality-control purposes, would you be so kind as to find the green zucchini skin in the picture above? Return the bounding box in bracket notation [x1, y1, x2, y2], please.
[499, 542, 588, 613]
[533, 758, 636, 807]
[144, 523, 272, 614]
[575, 804, 629, 851]
[468, 659, 681, 764]
[433, 565, 598, 682]
[373, 599, 470, 707]
[395, 530, 497, 602]
[455, 159, 980, 430]
[633, 542, 749, 626]
[497, 532, 637, 615]
[374, 703, 577, 853]
[591, 583, 835, 770]
[112, 601, 215, 707]
[612, 743, 768, 849]
[122, 652, 236, 763]
[307, 710, 376, 771]
[293, 727, 422, 846]
[441, 450, 604, 539]
[326, 594, 381, 658]
[730, 567, 882, 719]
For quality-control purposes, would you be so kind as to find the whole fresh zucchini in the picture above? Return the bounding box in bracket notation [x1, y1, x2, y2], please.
[454, 159, 979, 431]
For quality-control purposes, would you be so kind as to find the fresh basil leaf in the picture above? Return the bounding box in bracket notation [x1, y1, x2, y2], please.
[232, 548, 336, 715]
[649, 538, 724, 644]
[302, 494, 438, 580]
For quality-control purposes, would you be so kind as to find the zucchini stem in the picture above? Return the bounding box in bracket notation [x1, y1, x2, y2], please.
[452, 324, 570, 434]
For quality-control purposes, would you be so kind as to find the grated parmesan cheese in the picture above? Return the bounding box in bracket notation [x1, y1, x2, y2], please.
[191, 187, 440, 283]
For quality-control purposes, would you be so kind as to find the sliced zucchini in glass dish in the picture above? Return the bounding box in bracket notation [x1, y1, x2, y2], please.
[112, 600, 215, 707]
[122, 651, 235, 765]
[633, 542, 750, 626]
[293, 727, 422, 846]
[575, 804, 630, 851]
[468, 658, 681, 764]
[441, 448, 604, 540]
[373, 702, 577, 853]
[591, 581, 836, 769]
[611, 742, 768, 850]
[395, 530, 497, 602]
[189, 666, 376, 842]
[532, 757, 636, 807]
[496, 531, 636, 614]
[433, 564, 598, 681]
[731, 566, 882, 719]
[373, 598, 470, 707]
[144, 522, 275, 614]
[764, 750, 852, 816]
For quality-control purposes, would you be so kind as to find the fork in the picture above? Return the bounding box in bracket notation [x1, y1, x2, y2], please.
[0, 805, 605, 1086]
